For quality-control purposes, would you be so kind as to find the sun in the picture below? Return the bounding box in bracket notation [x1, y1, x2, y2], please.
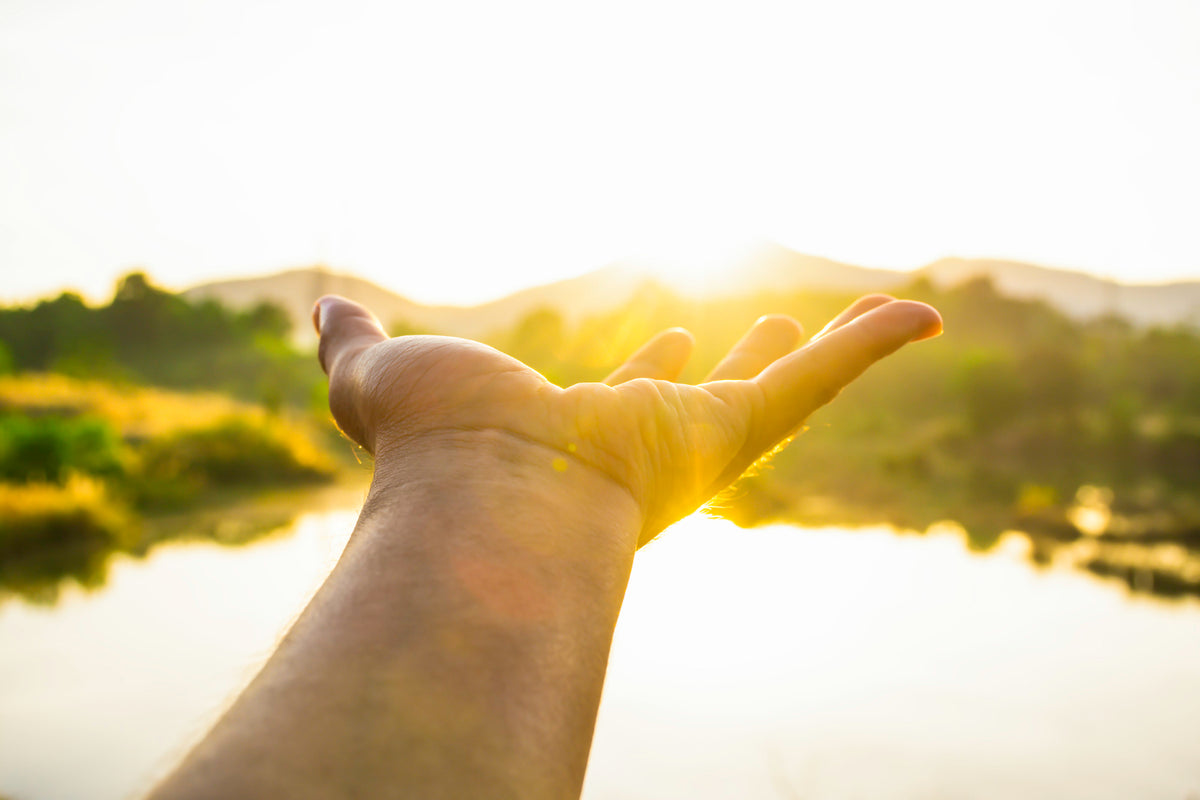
[633, 234, 765, 297]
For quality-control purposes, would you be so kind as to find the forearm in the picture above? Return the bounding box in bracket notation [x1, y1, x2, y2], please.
[149, 434, 642, 800]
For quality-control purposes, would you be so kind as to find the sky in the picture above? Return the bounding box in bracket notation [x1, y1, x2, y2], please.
[2, 0, 1198, 306]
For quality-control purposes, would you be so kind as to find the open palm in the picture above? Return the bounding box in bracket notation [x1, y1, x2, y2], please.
[315, 294, 941, 545]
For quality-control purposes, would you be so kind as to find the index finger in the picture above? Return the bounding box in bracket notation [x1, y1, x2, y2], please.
[752, 299, 942, 443]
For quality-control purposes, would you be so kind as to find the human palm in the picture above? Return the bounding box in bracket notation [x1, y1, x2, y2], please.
[315, 294, 941, 545]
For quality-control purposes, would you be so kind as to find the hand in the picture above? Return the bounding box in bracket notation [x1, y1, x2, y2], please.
[314, 294, 941, 546]
[147, 292, 943, 800]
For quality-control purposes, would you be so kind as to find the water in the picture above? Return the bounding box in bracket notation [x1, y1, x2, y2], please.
[1, 512, 1198, 800]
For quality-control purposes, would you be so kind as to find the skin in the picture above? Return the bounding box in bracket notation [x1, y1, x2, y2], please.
[148, 293, 941, 800]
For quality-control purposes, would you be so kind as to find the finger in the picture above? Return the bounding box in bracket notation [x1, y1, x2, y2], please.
[704, 314, 804, 381]
[314, 295, 389, 377]
[810, 294, 895, 341]
[603, 328, 695, 385]
[752, 300, 942, 443]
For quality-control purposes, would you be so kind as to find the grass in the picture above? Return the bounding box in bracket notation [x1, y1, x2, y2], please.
[0, 373, 250, 438]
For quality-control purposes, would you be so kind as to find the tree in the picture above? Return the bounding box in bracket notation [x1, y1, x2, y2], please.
[953, 349, 1025, 434]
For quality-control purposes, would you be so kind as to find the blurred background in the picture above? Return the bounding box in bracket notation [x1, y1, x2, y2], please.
[1, 1, 1199, 798]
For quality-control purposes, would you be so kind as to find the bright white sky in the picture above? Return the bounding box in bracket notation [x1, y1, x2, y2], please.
[2, 0, 1198, 305]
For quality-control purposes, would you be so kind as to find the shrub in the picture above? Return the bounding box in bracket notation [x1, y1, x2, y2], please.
[133, 415, 335, 506]
[0, 415, 126, 484]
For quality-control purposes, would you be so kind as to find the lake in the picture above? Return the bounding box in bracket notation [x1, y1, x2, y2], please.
[2, 510, 1199, 800]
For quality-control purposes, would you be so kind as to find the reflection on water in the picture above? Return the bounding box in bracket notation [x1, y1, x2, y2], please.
[2, 512, 1199, 800]
[0, 479, 369, 606]
[0, 509, 358, 800]
[591, 521, 1200, 800]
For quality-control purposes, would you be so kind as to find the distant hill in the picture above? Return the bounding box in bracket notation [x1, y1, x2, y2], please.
[667, 244, 1200, 327]
[671, 243, 911, 297]
[683, 244, 1200, 327]
[184, 268, 436, 345]
[916, 257, 1200, 328]
[183, 264, 651, 345]
[183, 247, 1200, 344]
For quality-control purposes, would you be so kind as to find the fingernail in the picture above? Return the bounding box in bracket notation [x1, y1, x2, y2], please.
[312, 299, 328, 334]
[909, 316, 944, 342]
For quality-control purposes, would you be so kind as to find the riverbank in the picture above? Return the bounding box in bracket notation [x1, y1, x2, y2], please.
[0, 374, 357, 603]
[718, 444, 1200, 602]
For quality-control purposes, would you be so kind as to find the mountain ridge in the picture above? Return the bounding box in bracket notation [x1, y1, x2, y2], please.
[181, 246, 1200, 344]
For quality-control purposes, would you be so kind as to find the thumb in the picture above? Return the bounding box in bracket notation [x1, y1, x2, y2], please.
[314, 295, 389, 377]
[314, 296, 390, 450]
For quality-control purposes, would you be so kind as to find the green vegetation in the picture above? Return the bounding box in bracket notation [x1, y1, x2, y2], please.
[0, 271, 322, 411]
[0, 373, 341, 602]
[0, 274, 346, 601]
[0, 414, 125, 484]
[133, 416, 335, 507]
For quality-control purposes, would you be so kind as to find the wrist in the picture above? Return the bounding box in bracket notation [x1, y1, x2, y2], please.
[358, 427, 644, 585]
[341, 429, 644, 792]
[368, 428, 642, 537]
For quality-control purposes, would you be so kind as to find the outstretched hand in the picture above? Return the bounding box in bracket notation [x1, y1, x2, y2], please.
[314, 294, 941, 546]
[143, 292, 944, 800]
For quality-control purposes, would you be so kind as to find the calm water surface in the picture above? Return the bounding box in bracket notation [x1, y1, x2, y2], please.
[2, 511, 1198, 800]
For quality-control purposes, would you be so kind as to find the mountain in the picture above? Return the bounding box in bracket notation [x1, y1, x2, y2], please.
[916, 257, 1200, 328]
[183, 264, 651, 345]
[183, 268, 433, 345]
[182, 247, 1200, 344]
[712, 247, 1200, 327]
[670, 243, 911, 297]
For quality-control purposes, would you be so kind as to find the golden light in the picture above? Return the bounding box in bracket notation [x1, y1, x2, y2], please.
[633, 234, 767, 297]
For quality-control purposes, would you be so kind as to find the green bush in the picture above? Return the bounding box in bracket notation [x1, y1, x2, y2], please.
[133, 416, 335, 506]
[0, 415, 126, 484]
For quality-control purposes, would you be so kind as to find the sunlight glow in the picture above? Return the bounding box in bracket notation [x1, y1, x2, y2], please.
[634, 235, 766, 297]
[1, 0, 1198, 303]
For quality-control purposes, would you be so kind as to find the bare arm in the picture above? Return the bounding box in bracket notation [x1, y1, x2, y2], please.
[151, 437, 640, 799]
[148, 293, 941, 799]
